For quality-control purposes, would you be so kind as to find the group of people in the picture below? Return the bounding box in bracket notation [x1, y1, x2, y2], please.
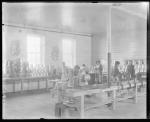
[60, 59, 146, 87]
[61, 60, 104, 87]
[112, 60, 146, 82]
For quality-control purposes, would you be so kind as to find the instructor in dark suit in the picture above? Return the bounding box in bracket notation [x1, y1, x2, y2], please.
[127, 60, 135, 80]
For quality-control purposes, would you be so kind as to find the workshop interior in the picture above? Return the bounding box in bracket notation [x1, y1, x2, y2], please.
[2, 2, 148, 119]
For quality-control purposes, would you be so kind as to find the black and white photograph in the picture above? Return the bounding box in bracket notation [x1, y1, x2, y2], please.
[2, 2, 148, 119]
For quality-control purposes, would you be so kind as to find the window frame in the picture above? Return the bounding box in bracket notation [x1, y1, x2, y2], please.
[26, 34, 45, 67]
[62, 39, 76, 68]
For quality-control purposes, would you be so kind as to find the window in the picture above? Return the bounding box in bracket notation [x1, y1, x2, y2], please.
[62, 39, 76, 68]
[27, 35, 44, 67]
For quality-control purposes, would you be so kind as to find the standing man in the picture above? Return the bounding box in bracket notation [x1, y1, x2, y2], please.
[73, 65, 80, 88]
[112, 61, 122, 97]
[123, 60, 128, 81]
[61, 62, 68, 82]
[113, 61, 121, 83]
[127, 60, 135, 80]
[95, 60, 103, 84]
[80, 64, 88, 83]
[134, 61, 140, 81]
[73, 65, 80, 76]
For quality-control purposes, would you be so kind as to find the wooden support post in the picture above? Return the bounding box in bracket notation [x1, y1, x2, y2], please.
[134, 84, 138, 104]
[80, 95, 84, 119]
[108, 52, 111, 87]
[112, 90, 116, 110]
[107, 6, 112, 88]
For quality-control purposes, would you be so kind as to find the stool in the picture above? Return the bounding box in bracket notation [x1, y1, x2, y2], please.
[55, 102, 66, 118]
[64, 106, 79, 118]
[55, 99, 80, 118]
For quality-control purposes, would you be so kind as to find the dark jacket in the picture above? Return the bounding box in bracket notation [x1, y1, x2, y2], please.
[113, 65, 120, 77]
[127, 64, 135, 77]
[96, 64, 103, 74]
[99, 64, 103, 74]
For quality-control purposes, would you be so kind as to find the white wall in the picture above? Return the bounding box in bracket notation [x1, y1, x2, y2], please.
[91, 33, 108, 72]
[3, 26, 92, 69]
[75, 35, 91, 67]
[45, 32, 92, 68]
[111, 29, 146, 61]
[91, 28, 146, 72]
[3, 26, 27, 61]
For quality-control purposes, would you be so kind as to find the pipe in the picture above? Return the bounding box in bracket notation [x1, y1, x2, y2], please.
[107, 6, 112, 87]
[2, 23, 92, 37]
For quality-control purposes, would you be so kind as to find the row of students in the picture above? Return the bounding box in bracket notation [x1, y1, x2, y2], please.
[119, 60, 146, 74]
[112, 60, 146, 82]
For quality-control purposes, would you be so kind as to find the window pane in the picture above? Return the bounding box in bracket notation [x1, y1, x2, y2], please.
[27, 53, 40, 66]
[27, 35, 40, 53]
[62, 39, 76, 68]
[27, 35, 41, 67]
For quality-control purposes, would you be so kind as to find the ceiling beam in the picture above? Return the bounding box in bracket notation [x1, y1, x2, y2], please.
[100, 3, 147, 19]
[112, 6, 147, 20]
[2, 22, 92, 37]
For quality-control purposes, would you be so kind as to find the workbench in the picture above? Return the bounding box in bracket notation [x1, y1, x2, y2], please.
[62, 81, 146, 118]
[3, 77, 58, 94]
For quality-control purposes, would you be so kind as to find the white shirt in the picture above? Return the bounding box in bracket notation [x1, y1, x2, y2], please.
[139, 64, 144, 72]
[144, 64, 147, 72]
[85, 74, 90, 81]
[61, 65, 68, 81]
[141, 64, 145, 72]
[118, 65, 123, 73]
[80, 66, 86, 75]
[134, 64, 139, 74]
[89, 67, 95, 73]
[122, 65, 127, 73]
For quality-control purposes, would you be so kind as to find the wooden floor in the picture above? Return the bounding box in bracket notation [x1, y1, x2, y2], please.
[3, 92, 146, 119]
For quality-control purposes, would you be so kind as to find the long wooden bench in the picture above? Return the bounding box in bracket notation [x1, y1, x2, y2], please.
[3, 77, 59, 94]
[61, 81, 146, 118]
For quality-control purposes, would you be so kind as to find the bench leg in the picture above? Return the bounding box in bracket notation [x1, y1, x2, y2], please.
[112, 90, 116, 110]
[80, 95, 84, 119]
[134, 84, 138, 104]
